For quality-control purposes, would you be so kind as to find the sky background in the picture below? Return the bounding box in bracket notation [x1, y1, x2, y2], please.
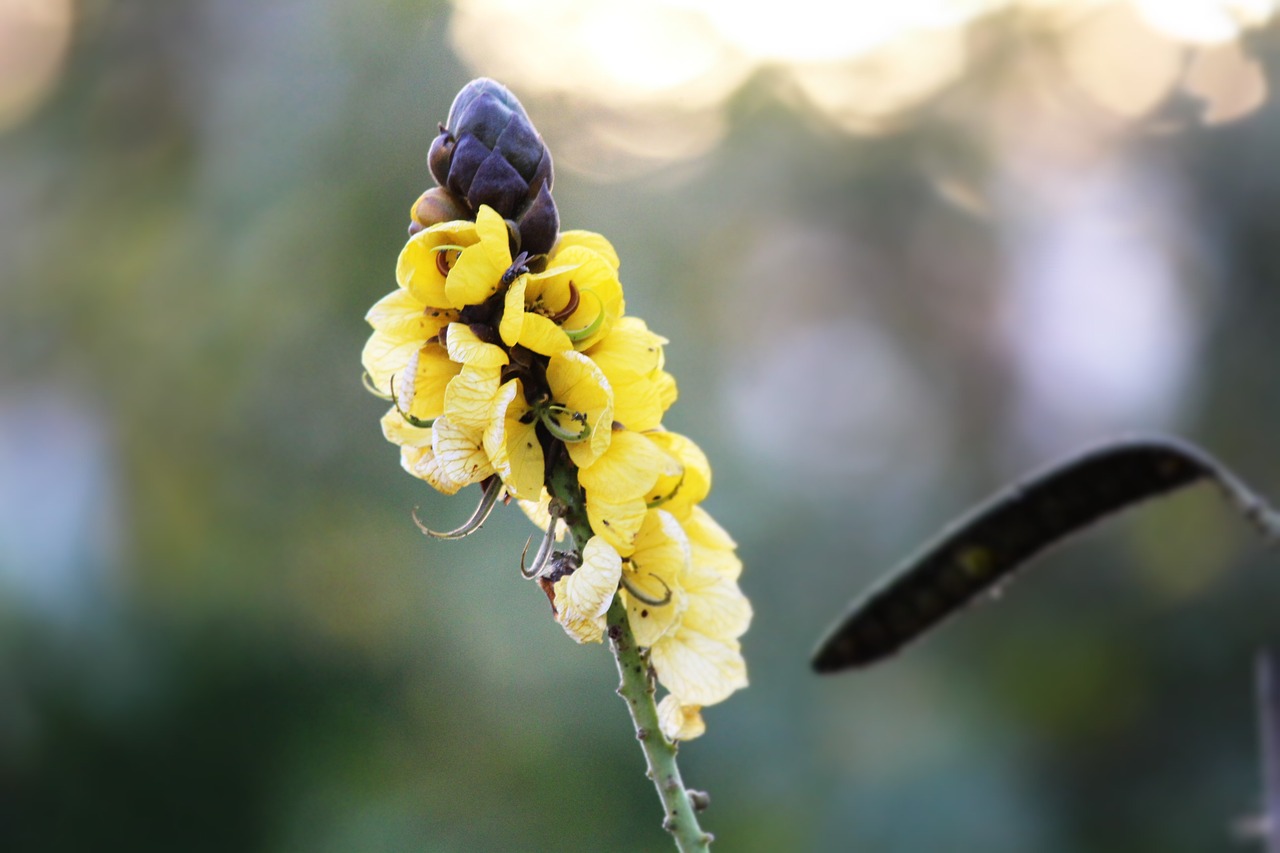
[4, 1, 1280, 850]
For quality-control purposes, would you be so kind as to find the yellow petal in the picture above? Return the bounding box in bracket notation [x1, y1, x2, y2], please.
[444, 206, 511, 308]
[586, 492, 648, 557]
[608, 374, 668, 432]
[553, 230, 620, 271]
[517, 313, 573, 356]
[396, 221, 478, 307]
[398, 346, 462, 422]
[431, 416, 493, 488]
[547, 351, 613, 469]
[540, 245, 624, 350]
[585, 316, 668, 380]
[396, 435, 466, 496]
[361, 330, 428, 397]
[498, 275, 527, 347]
[579, 431, 677, 503]
[380, 406, 432, 448]
[685, 507, 742, 581]
[443, 362, 503, 432]
[483, 379, 545, 501]
[364, 289, 456, 340]
[650, 629, 747, 707]
[553, 536, 623, 644]
[657, 695, 706, 741]
[445, 323, 509, 367]
[647, 432, 711, 518]
[682, 562, 752, 641]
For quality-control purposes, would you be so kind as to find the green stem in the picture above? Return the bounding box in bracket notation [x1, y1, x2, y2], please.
[547, 455, 712, 852]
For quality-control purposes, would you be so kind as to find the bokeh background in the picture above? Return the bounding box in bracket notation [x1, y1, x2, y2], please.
[5, 0, 1280, 850]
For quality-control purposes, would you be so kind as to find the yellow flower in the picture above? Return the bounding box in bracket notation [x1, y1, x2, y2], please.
[620, 506, 750, 728]
[541, 240, 625, 351]
[440, 206, 513, 309]
[545, 350, 613, 468]
[621, 510, 690, 648]
[552, 536, 622, 644]
[579, 431, 680, 556]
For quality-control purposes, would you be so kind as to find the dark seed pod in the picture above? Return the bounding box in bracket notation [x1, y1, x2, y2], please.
[428, 78, 559, 255]
[811, 435, 1280, 673]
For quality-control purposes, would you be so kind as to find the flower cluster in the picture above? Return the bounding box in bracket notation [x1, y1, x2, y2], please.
[362, 80, 749, 740]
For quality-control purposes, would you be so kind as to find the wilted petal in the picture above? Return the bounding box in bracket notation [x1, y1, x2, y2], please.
[657, 695, 706, 741]
[432, 416, 493, 488]
[553, 536, 623, 644]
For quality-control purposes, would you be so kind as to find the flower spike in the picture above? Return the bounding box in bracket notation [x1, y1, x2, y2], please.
[412, 476, 503, 539]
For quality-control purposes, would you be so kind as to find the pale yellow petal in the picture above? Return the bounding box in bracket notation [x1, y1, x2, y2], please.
[445, 323, 509, 367]
[657, 695, 706, 741]
[586, 493, 647, 557]
[361, 330, 427, 396]
[431, 416, 493, 488]
[364, 289, 455, 340]
[585, 316, 667, 380]
[682, 564, 752, 641]
[558, 537, 622, 617]
[578, 431, 676, 503]
[380, 406, 433, 448]
[399, 442, 466, 495]
[650, 629, 747, 707]
[443, 362, 503, 432]
[401, 347, 462, 422]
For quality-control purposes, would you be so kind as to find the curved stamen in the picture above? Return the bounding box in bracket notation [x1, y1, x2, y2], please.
[540, 404, 592, 442]
[361, 372, 393, 400]
[646, 471, 686, 509]
[621, 570, 673, 607]
[412, 476, 502, 539]
[563, 289, 605, 343]
[548, 281, 581, 324]
[520, 516, 560, 579]
[390, 375, 436, 429]
[433, 244, 465, 277]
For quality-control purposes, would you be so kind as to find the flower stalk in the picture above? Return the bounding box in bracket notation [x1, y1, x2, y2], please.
[546, 456, 712, 852]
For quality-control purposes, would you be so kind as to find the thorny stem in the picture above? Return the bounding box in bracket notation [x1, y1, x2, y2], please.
[546, 454, 713, 852]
